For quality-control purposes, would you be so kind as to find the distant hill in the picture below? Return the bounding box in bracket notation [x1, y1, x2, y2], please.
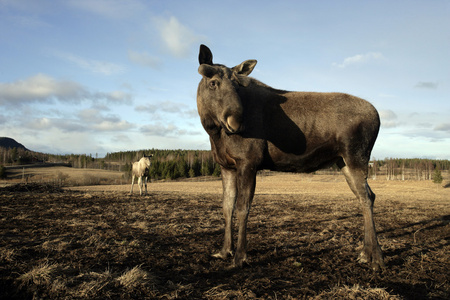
[0, 137, 29, 151]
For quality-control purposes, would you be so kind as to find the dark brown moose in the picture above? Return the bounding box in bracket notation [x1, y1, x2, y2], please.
[196, 44, 384, 270]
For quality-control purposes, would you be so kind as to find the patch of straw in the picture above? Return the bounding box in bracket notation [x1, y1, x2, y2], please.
[17, 261, 58, 287]
[313, 284, 402, 300]
[117, 265, 151, 290]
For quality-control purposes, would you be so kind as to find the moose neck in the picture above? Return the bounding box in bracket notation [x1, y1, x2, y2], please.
[238, 78, 289, 112]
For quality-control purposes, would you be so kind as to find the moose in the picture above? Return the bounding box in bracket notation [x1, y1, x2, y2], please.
[130, 155, 153, 196]
[196, 44, 384, 270]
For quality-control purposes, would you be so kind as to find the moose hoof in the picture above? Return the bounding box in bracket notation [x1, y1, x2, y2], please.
[212, 250, 233, 260]
[358, 251, 369, 264]
[232, 253, 248, 268]
[358, 251, 385, 271]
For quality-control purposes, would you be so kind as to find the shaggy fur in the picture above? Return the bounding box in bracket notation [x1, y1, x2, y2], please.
[197, 45, 384, 270]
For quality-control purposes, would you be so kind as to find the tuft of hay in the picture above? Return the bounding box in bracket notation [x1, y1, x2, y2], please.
[17, 261, 59, 287]
[313, 284, 402, 300]
[204, 284, 256, 299]
[117, 265, 152, 290]
[0, 247, 16, 262]
[75, 269, 113, 298]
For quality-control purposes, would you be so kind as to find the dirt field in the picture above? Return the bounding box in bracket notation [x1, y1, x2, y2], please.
[1, 172, 449, 299]
[3, 165, 125, 186]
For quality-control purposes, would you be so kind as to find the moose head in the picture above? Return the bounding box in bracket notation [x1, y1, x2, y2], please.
[197, 44, 257, 135]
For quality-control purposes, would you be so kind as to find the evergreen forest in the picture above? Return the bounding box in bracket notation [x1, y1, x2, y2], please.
[1, 146, 449, 182]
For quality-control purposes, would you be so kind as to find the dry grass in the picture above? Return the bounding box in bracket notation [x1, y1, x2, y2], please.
[1, 165, 125, 186]
[17, 261, 59, 287]
[313, 284, 402, 300]
[117, 265, 153, 289]
[75, 269, 113, 298]
[1, 173, 449, 299]
[0, 247, 16, 262]
[203, 284, 402, 300]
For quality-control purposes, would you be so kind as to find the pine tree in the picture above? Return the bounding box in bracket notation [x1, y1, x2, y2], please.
[432, 167, 443, 184]
[212, 163, 221, 177]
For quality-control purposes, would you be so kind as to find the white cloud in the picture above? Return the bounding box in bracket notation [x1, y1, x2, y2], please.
[128, 50, 161, 69]
[54, 51, 125, 75]
[78, 108, 104, 123]
[140, 123, 178, 136]
[379, 110, 397, 120]
[24, 117, 86, 132]
[136, 100, 186, 114]
[154, 16, 203, 58]
[93, 120, 134, 131]
[77, 109, 134, 132]
[93, 91, 133, 105]
[22, 110, 134, 134]
[379, 109, 399, 128]
[333, 52, 384, 68]
[26, 117, 52, 130]
[0, 74, 132, 107]
[414, 81, 439, 89]
[0, 74, 85, 105]
[140, 122, 200, 137]
[378, 93, 396, 98]
[434, 123, 450, 132]
[67, 0, 145, 19]
[111, 134, 132, 144]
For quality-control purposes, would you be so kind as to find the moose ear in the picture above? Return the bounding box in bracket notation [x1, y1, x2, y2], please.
[199, 44, 213, 65]
[233, 59, 257, 76]
[198, 64, 217, 78]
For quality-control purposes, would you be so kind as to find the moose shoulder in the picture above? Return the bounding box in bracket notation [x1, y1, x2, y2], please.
[196, 44, 384, 270]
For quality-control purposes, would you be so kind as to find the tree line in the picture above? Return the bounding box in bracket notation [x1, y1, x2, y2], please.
[1, 146, 448, 182]
[114, 149, 222, 180]
[371, 158, 449, 181]
[0, 147, 222, 180]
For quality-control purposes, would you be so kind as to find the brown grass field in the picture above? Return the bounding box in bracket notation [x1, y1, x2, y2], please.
[1, 167, 449, 299]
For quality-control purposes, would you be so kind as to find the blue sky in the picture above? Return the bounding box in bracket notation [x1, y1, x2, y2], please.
[0, 0, 449, 159]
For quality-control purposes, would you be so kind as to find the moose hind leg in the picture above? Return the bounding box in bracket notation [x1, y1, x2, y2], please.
[144, 177, 148, 195]
[340, 161, 385, 270]
[138, 176, 143, 196]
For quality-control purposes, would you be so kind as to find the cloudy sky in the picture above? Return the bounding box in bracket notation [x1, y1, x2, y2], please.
[1, 0, 449, 159]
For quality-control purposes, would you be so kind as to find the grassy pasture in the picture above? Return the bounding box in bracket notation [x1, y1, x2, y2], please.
[2, 165, 125, 186]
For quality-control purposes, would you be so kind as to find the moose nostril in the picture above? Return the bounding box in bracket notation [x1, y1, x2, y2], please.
[226, 115, 241, 133]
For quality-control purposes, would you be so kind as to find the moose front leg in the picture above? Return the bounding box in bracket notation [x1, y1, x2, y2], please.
[233, 166, 257, 268]
[213, 167, 237, 259]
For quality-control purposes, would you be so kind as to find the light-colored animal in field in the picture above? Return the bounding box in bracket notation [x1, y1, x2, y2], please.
[130, 155, 153, 195]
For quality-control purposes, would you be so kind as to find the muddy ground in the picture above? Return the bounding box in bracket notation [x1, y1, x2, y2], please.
[0, 174, 449, 299]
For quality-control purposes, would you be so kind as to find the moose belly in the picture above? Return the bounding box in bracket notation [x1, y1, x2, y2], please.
[265, 141, 340, 173]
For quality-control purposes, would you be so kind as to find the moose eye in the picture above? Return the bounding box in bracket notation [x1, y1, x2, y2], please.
[209, 80, 218, 90]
